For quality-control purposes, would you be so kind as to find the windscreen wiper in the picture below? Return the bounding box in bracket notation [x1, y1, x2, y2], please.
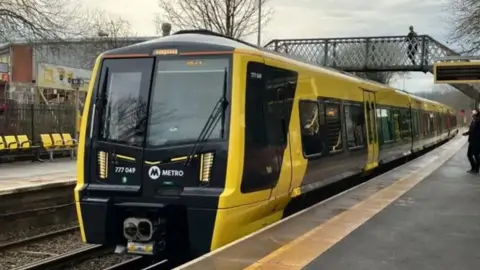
[184, 68, 229, 167]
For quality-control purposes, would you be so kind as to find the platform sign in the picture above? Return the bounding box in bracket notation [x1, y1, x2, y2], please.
[434, 62, 480, 84]
[37, 63, 91, 91]
[70, 78, 84, 89]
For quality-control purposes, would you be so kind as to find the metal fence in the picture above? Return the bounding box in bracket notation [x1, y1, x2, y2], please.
[0, 100, 76, 141]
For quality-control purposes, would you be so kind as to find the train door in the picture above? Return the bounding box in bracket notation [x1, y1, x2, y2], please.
[363, 90, 379, 169]
[263, 61, 296, 200]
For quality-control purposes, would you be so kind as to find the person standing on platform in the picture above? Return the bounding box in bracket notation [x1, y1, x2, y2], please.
[463, 110, 480, 174]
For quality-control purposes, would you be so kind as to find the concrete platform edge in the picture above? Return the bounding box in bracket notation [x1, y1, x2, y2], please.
[0, 178, 76, 196]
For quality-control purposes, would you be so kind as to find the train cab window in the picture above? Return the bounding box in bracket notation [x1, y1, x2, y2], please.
[344, 104, 365, 150]
[299, 100, 325, 156]
[325, 102, 343, 153]
[97, 58, 154, 147]
[147, 57, 229, 146]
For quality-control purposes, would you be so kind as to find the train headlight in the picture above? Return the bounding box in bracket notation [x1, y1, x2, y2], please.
[123, 218, 155, 242]
[138, 221, 152, 240]
[124, 222, 137, 239]
[200, 152, 214, 184]
[98, 151, 108, 180]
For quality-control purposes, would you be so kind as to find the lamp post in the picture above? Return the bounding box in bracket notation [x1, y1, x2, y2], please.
[257, 0, 261, 46]
[161, 23, 172, 36]
[402, 73, 411, 91]
[98, 31, 109, 37]
[70, 77, 83, 144]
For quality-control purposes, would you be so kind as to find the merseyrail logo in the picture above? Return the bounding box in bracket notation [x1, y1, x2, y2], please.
[148, 166, 185, 180]
[148, 166, 161, 180]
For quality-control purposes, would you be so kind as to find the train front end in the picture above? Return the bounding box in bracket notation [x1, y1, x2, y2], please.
[74, 35, 234, 261]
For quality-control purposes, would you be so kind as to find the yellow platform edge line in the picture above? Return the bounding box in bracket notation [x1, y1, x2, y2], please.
[244, 138, 465, 269]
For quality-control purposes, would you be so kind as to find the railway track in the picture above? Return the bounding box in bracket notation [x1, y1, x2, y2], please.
[0, 226, 79, 250]
[0, 202, 78, 245]
[0, 203, 74, 221]
[13, 245, 107, 270]
[104, 257, 169, 270]
[0, 226, 85, 269]
[11, 246, 169, 270]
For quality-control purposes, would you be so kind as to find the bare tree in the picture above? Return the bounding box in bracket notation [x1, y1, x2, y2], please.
[72, 10, 145, 69]
[80, 10, 140, 54]
[32, 9, 148, 70]
[448, 0, 480, 54]
[155, 0, 273, 39]
[0, 0, 88, 41]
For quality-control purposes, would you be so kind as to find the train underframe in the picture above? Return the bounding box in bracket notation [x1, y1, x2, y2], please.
[79, 197, 217, 264]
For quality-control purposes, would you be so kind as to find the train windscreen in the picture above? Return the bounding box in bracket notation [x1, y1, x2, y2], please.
[99, 58, 153, 147]
[146, 57, 230, 147]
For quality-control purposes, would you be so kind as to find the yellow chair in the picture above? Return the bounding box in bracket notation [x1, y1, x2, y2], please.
[16, 135, 32, 149]
[16, 134, 42, 160]
[51, 133, 66, 148]
[40, 134, 56, 160]
[61, 133, 77, 148]
[0, 137, 5, 152]
[4, 135, 18, 150]
[61, 133, 77, 159]
[40, 134, 54, 149]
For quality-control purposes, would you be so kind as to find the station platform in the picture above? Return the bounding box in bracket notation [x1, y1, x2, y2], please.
[176, 134, 476, 270]
[0, 159, 76, 196]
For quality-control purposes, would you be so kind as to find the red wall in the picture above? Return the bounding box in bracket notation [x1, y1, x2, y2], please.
[11, 45, 33, 83]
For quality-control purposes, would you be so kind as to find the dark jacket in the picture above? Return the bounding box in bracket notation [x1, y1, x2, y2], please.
[463, 117, 480, 145]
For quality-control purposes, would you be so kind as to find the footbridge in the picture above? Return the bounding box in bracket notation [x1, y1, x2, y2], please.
[264, 35, 479, 100]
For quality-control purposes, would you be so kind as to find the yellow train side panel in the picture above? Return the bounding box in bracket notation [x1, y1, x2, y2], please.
[212, 52, 283, 250]
[217, 52, 271, 209]
[75, 54, 104, 243]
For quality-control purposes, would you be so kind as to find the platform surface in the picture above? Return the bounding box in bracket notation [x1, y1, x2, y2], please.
[304, 143, 480, 270]
[174, 133, 471, 270]
[0, 159, 76, 195]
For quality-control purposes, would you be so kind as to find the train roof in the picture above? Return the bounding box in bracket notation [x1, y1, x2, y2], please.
[104, 30, 454, 113]
[105, 30, 390, 89]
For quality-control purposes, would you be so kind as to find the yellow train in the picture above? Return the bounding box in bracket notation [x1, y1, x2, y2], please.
[75, 30, 458, 262]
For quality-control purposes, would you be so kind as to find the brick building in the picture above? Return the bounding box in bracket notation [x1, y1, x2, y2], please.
[0, 36, 156, 103]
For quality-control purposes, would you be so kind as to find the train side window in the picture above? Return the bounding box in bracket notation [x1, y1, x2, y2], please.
[325, 102, 343, 153]
[299, 100, 325, 157]
[376, 109, 384, 144]
[399, 108, 411, 139]
[344, 104, 365, 150]
[429, 112, 435, 134]
[391, 109, 401, 141]
[412, 110, 419, 138]
[423, 112, 429, 135]
[378, 108, 394, 143]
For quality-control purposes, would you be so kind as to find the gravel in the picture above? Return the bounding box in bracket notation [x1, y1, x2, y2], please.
[64, 254, 139, 270]
[0, 219, 79, 245]
[0, 229, 87, 269]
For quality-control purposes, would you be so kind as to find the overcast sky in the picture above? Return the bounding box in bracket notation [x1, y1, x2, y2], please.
[81, 0, 455, 93]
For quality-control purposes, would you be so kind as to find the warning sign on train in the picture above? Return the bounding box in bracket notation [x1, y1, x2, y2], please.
[148, 166, 160, 180]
